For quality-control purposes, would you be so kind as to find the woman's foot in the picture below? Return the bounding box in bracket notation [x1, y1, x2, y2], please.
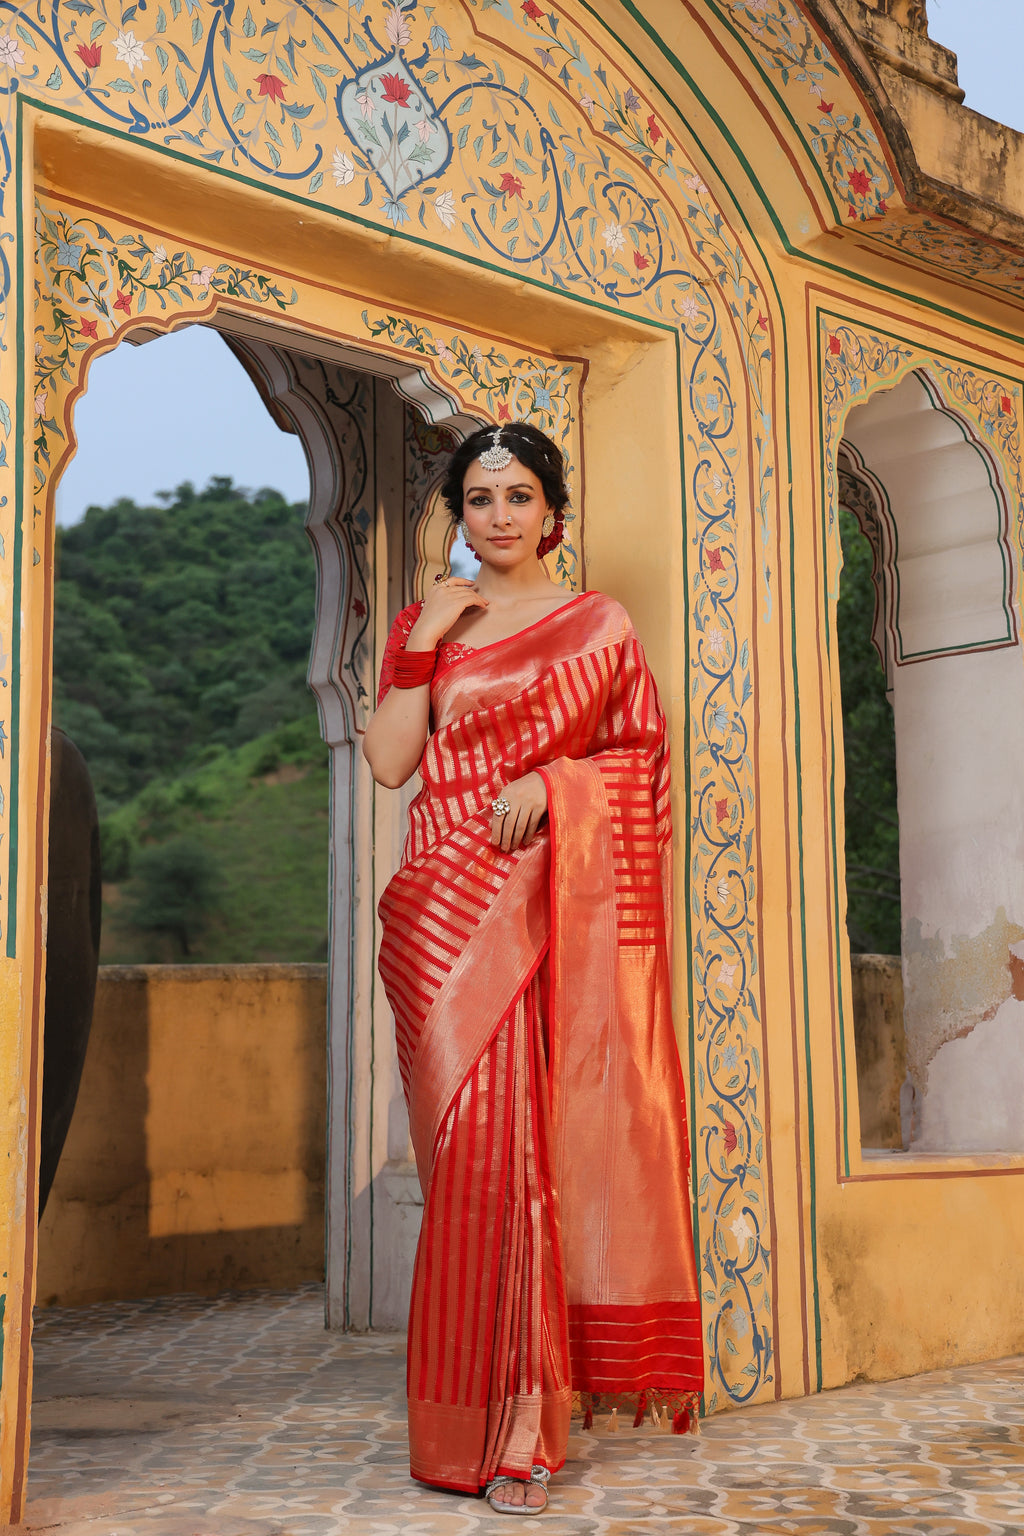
[485, 1466, 550, 1514]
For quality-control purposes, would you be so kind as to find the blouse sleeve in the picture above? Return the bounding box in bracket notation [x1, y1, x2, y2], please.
[376, 601, 424, 706]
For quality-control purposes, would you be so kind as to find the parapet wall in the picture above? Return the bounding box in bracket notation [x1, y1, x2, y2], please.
[38, 959, 913, 1308]
[37, 965, 327, 1309]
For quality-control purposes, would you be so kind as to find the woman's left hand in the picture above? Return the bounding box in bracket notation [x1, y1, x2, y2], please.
[490, 771, 549, 853]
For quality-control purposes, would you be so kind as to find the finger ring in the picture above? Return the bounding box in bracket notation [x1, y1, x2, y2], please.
[491, 796, 511, 817]
[433, 574, 450, 586]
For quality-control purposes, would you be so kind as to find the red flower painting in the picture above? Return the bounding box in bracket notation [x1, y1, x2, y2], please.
[380, 72, 411, 106]
[75, 41, 102, 69]
[828, 335, 842, 356]
[113, 289, 132, 316]
[818, 98, 834, 114]
[849, 169, 870, 198]
[723, 1121, 738, 1154]
[497, 402, 512, 421]
[647, 113, 661, 145]
[256, 73, 286, 103]
[522, 0, 545, 17]
[1001, 395, 1013, 414]
[715, 797, 729, 824]
[499, 172, 524, 198]
[79, 317, 99, 339]
[707, 548, 725, 573]
[633, 251, 650, 271]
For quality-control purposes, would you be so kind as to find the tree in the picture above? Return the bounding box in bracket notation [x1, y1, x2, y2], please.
[124, 837, 222, 958]
[837, 506, 901, 955]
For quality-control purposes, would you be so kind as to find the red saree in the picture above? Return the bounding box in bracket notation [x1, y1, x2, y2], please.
[377, 590, 702, 1493]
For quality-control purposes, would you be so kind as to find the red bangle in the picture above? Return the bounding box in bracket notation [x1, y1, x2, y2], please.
[392, 647, 437, 688]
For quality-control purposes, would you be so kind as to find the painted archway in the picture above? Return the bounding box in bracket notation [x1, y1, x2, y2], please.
[5, 0, 1024, 1520]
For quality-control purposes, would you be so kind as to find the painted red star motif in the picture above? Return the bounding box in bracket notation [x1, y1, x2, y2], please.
[79, 317, 99, 339]
[499, 172, 524, 198]
[113, 289, 132, 316]
[715, 797, 729, 824]
[849, 169, 870, 197]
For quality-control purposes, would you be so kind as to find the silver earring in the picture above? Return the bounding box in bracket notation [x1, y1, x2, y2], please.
[458, 519, 471, 540]
[541, 513, 555, 538]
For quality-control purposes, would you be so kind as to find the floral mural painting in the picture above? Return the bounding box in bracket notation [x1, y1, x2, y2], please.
[721, 0, 897, 224]
[33, 201, 298, 515]
[820, 313, 1024, 601]
[11, 0, 784, 1414]
[819, 318, 914, 594]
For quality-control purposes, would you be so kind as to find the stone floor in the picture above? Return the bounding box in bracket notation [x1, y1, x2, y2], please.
[22, 1284, 1024, 1536]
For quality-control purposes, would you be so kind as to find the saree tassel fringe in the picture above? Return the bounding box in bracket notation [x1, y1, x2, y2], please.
[582, 1406, 594, 1431]
[606, 1408, 618, 1433]
[632, 1391, 647, 1429]
[672, 1405, 702, 1436]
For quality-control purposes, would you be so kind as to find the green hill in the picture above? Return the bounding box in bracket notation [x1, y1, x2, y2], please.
[99, 715, 329, 964]
[54, 478, 329, 964]
[54, 477, 316, 812]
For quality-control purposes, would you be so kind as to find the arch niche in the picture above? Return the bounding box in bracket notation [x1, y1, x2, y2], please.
[838, 368, 1024, 1155]
[37, 276, 586, 1336]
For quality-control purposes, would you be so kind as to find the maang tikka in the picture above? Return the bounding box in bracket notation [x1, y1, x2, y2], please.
[478, 428, 514, 471]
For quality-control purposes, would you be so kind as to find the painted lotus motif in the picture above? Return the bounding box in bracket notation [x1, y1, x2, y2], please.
[337, 54, 452, 209]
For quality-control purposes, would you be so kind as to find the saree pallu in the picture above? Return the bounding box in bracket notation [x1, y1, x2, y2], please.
[378, 591, 702, 1492]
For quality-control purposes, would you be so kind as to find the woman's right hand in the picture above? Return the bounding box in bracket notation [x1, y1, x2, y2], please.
[407, 578, 488, 649]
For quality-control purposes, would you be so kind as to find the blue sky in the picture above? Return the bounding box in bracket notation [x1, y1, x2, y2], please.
[54, 1, 1020, 525]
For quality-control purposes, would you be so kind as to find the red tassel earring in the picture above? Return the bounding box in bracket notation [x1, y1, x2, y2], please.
[536, 508, 564, 559]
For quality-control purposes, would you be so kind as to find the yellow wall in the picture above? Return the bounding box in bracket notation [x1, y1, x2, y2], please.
[37, 966, 326, 1309]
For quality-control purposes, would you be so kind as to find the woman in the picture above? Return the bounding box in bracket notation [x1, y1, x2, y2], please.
[363, 422, 702, 1516]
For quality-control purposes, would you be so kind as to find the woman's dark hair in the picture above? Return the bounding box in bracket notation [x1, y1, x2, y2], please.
[440, 422, 570, 522]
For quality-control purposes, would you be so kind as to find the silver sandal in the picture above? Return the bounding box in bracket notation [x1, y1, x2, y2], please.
[484, 1465, 550, 1516]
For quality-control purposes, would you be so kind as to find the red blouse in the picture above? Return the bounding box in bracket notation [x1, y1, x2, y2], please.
[377, 600, 477, 706]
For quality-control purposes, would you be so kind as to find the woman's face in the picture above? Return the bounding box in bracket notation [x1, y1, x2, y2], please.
[460, 455, 552, 568]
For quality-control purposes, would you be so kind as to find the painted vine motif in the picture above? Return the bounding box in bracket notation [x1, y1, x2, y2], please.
[722, 0, 896, 222]
[820, 317, 913, 594]
[927, 363, 1024, 564]
[869, 217, 1024, 309]
[33, 200, 298, 510]
[10, 0, 780, 1411]
[681, 273, 771, 1411]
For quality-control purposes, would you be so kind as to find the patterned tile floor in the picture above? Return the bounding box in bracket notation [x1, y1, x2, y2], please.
[22, 1284, 1024, 1536]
